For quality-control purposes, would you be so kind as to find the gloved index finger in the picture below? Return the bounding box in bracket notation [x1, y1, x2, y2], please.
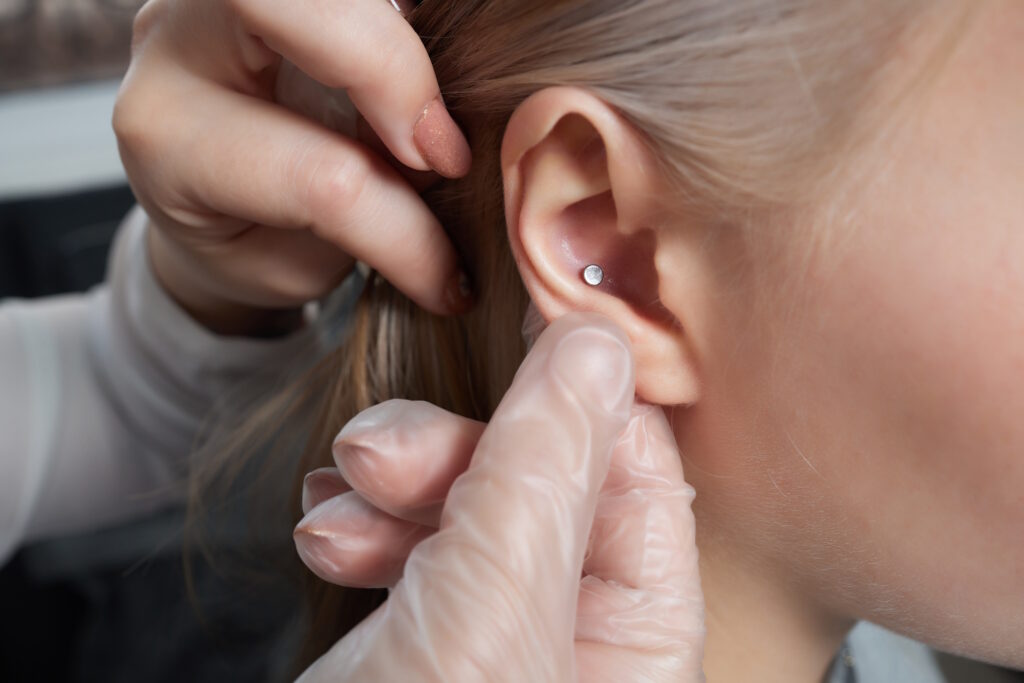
[233, 0, 471, 178]
[388, 313, 635, 677]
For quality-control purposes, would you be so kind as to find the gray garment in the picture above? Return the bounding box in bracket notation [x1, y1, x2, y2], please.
[825, 621, 948, 683]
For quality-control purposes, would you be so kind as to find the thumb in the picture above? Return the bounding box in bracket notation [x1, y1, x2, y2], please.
[383, 312, 635, 681]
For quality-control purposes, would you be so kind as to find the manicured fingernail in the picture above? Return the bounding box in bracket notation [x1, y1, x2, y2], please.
[444, 269, 475, 314]
[413, 97, 472, 179]
[389, 0, 416, 16]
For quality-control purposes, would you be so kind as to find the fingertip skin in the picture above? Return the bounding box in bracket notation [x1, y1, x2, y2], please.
[302, 467, 349, 515]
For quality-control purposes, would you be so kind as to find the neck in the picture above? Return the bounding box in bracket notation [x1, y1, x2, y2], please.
[697, 534, 855, 683]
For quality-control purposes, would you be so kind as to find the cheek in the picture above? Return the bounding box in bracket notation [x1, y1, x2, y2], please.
[772, 205, 1024, 657]
[677, 2, 1024, 661]
[762, 1, 1024, 652]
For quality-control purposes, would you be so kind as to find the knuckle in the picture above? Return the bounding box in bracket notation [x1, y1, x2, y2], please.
[110, 91, 144, 151]
[111, 88, 162, 160]
[223, 0, 276, 49]
[130, 0, 167, 52]
[322, 156, 372, 211]
[302, 150, 375, 236]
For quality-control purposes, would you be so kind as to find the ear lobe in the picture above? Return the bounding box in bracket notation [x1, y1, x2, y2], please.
[502, 87, 701, 406]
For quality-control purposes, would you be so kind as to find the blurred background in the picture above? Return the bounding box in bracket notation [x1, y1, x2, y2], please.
[0, 2, 1021, 682]
[0, 2, 300, 682]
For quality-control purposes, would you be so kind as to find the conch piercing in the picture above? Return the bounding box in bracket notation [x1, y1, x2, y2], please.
[582, 264, 604, 287]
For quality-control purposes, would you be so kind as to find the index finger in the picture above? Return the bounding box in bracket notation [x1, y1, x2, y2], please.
[233, 0, 471, 178]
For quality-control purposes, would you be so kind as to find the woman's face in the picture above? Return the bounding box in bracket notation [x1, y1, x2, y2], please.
[671, 0, 1023, 667]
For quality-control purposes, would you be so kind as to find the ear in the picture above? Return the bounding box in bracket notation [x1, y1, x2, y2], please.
[502, 87, 701, 406]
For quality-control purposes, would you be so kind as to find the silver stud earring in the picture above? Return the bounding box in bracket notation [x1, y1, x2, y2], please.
[582, 264, 604, 286]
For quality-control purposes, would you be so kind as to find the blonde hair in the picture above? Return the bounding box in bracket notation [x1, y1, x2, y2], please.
[187, 0, 953, 670]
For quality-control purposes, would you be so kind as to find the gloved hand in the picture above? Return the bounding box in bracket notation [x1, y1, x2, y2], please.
[294, 314, 706, 681]
[113, 0, 473, 336]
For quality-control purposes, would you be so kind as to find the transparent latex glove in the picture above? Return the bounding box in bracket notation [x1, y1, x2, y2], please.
[294, 313, 706, 682]
[113, 0, 472, 336]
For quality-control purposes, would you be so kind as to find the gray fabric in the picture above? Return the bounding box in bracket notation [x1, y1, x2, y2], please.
[825, 621, 947, 683]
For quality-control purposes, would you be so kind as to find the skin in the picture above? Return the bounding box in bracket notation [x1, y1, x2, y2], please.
[662, 2, 1024, 680]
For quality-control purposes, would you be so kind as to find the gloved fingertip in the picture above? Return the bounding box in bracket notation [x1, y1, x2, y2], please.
[302, 468, 349, 515]
[294, 496, 381, 587]
[335, 400, 407, 446]
[331, 441, 377, 489]
[293, 524, 340, 579]
[548, 314, 635, 417]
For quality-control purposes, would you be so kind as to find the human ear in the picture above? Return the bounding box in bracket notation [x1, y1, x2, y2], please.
[501, 87, 701, 406]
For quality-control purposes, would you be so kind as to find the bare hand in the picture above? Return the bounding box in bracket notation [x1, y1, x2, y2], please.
[113, 0, 473, 334]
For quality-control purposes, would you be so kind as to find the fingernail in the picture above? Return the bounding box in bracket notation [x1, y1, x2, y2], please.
[550, 324, 634, 415]
[444, 269, 475, 314]
[413, 97, 472, 179]
[389, 0, 417, 16]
